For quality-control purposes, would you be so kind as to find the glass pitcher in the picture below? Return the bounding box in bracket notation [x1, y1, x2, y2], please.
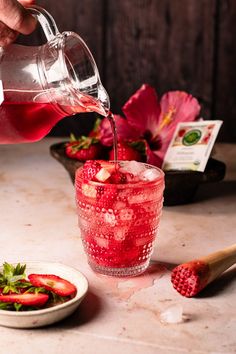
[0, 5, 110, 144]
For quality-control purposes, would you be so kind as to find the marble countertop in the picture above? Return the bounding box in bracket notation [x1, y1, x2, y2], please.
[0, 139, 235, 354]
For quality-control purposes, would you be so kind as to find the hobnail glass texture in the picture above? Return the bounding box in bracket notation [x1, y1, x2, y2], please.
[75, 162, 165, 277]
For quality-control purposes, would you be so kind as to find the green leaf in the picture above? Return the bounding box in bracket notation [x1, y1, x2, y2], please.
[49, 291, 69, 305]
[68, 136, 99, 152]
[14, 303, 22, 312]
[2, 262, 14, 278]
[69, 133, 77, 142]
[0, 302, 10, 310]
[14, 263, 26, 276]
[25, 287, 47, 294]
[3, 286, 11, 294]
[0, 262, 27, 294]
[92, 118, 102, 132]
[2, 262, 26, 281]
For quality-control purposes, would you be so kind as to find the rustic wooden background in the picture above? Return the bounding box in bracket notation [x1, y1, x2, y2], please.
[20, 0, 236, 142]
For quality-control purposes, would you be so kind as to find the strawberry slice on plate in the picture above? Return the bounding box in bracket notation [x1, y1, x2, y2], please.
[28, 274, 77, 297]
[0, 293, 49, 307]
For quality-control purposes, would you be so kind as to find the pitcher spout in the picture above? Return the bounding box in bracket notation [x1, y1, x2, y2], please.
[97, 84, 110, 116]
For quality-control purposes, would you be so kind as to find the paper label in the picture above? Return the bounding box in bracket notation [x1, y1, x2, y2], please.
[162, 120, 223, 172]
[0, 80, 4, 105]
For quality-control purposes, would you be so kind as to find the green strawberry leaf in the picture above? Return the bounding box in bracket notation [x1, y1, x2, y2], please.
[0, 302, 11, 310]
[14, 303, 23, 311]
[69, 133, 77, 142]
[0, 262, 27, 293]
[68, 136, 99, 151]
[25, 286, 48, 294]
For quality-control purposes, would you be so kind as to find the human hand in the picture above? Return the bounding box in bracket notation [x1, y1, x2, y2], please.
[0, 0, 37, 46]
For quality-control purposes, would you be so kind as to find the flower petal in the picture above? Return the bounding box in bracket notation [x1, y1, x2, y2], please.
[122, 84, 161, 137]
[157, 91, 201, 138]
[148, 91, 201, 163]
[99, 115, 140, 146]
[146, 146, 163, 168]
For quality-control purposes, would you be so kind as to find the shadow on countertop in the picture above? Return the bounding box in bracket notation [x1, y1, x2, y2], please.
[44, 290, 103, 330]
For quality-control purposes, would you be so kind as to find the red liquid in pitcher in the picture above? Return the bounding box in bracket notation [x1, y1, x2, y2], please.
[0, 94, 108, 144]
[0, 102, 65, 143]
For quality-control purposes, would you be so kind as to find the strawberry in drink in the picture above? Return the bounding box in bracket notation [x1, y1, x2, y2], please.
[75, 160, 165, 277]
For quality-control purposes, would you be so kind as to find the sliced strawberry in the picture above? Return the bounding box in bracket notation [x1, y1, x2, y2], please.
[82, 160, 102, 181]
[28, 274, 77, 297]
[0, 293, 49, 307]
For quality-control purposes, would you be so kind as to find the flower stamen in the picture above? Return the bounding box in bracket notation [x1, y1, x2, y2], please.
[158, 106, 176, 132]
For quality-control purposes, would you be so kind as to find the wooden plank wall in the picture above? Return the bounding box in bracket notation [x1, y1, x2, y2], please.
[20, 0, 236, 142]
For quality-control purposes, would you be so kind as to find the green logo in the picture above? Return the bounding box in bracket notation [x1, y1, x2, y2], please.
[182, 129, 202, 146]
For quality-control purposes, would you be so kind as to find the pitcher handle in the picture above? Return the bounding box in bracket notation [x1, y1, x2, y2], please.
[28, 5, 60, 41]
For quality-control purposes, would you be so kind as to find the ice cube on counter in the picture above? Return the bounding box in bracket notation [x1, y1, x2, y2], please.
[160, 304, 184, 324]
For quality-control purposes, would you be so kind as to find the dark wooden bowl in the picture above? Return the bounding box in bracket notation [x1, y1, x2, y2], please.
[50, 142, 226, 206]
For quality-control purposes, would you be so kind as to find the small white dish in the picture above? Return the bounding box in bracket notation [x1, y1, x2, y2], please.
[0, 261, 88, 328]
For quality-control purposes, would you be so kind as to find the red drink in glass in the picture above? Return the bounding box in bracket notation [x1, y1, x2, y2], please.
[75, 160, 165, 276]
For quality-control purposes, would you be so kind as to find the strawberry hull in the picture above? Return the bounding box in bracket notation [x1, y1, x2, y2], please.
[75, 161, 165, 277]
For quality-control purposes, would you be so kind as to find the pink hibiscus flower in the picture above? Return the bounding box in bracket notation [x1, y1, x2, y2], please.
[99, 84, 201, 167]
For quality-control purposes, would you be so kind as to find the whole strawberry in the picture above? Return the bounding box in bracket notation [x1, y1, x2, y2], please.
[65, 135, 102, 161]
[109, 141, 142, 161]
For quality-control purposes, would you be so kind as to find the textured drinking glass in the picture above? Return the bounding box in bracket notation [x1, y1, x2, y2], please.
[75, 162, 165, 277]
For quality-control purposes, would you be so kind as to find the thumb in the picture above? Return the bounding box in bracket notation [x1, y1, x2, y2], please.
[18, 0, 35, 5]
[0, 0, 37, 35]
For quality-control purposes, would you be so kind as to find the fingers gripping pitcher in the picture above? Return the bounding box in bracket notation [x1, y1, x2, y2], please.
[0, 6, 109, 143]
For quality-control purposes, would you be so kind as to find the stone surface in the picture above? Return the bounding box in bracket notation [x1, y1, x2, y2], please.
[0, 139, 235, 354]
